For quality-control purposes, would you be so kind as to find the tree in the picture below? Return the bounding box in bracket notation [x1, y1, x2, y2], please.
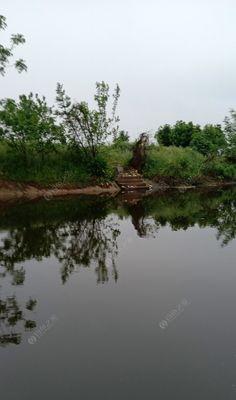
[113, 130, 130, 148]
[55, 81, 120, 160]
[155, 124, 172, 146]
[156, 121, 201, 147]
[224, 109, 236, 160]
[0, 93, 64, 162]
[171, 121, 201, 147]
[190, 124, 226, 156]
[0, 15, 27, 76]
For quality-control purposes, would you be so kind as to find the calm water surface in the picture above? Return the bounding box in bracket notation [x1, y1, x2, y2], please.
[1, 188, 236, 400]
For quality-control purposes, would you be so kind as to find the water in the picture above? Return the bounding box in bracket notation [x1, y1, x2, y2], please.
[0, 187, 236, 400]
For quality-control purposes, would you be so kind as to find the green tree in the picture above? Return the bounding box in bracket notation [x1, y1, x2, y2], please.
[0, 15, 27, 76]
[155, 124, 172, 146]
[224, 109, 236, 160]
[190, 124, 226, 156]
[113, 130, 130, 148]
[171, 121, 201, 147]
[0, 93, 64, 162]
[56, 81, 120, 160]
[156, 121, 201, 147]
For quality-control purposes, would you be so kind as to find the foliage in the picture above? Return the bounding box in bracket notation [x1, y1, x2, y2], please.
[0, 142, 93, 185]
[144, 146, 205, 181]
[190, 124, 226, 156]
[224, 109, 236, 160]
[0, 15, 27, 76]
[0, 93, 64, 162]
[100, 144, 132, 172]
[56, 81, 120, 160]
[156, 120, 201, 148]
[113, 130, 130, 148]
[82, 153, 111, 178]
[203, 157, 236, 180]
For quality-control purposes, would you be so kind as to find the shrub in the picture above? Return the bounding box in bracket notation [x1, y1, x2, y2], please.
[100, 144, 132, 169]
[83, 154, 110, 178]
[203, 158, 236, 180]
[144, 146, 205, 182]
[190, 124, 226, 155]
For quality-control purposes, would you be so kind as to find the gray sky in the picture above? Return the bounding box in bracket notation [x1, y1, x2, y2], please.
[1, 0, 236, 138]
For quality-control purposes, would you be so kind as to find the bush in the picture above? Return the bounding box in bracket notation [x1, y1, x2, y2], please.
[100, 144, 132, 169]
[83, 154, 110, 178]
[203, 158, 236, 180]
[0, 142, 92, 185]
[144, 146, 205, 182]
[190, 124, 226, 155]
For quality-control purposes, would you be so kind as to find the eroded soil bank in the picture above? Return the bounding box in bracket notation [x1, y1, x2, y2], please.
[0, 178, 235, 202]
[0, 180, 120, 202]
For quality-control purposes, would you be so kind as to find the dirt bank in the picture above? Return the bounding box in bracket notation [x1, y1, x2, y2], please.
[0, 178, 235, 202]
[149, 175, 236, 193]
[0, 180, 120, 202]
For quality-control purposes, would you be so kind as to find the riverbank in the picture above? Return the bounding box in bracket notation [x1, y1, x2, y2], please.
[0, 178, 235, 202]
[0, 180, 120, 201]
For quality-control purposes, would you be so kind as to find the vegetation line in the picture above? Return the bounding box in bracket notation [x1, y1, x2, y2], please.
[0, 14, 236, 188]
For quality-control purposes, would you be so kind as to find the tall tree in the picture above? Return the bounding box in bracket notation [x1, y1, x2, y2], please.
[0, 93, 64, 162]
[56, 81, 120, 159]
[0, 15, 27, 76]
[224, 109, 236, 160]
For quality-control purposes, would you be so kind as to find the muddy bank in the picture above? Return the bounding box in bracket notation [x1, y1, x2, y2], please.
[149, 176, 236, 193]
[0, 178, 235, 202]
[0, 180, 120, 202]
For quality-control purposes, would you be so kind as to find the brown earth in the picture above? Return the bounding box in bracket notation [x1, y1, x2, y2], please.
[0, 177, 235, 202]
[150, 175, 236, 192]
[0, 180, 120, 202]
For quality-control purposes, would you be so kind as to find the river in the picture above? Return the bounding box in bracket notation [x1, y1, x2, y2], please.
[0, 187, 236, 399]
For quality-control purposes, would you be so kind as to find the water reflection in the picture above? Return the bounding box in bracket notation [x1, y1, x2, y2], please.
[0, 188, 235, 288]
[0, 295, 37, 346]
[133, 188, 236, 246]
[0, 188, 235, 346]
[0, 197, 121, 285]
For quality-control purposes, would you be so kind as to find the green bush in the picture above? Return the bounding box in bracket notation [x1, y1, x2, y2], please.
[144, 146, 205, 181]
[190, 124, 226, 155]
[100, 144, 132, 169]
[83, 154, 111, 179]
[0, 142, 92, 185]
[203, 158, 236, 180]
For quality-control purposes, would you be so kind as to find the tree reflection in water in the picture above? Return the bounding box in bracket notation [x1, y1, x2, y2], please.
[0, 295, 37, 346]
[55, 217, 120, 284]
[0, 197, 121, 285]
[0, 188, 235, 290]
[0, 188, 236, 346]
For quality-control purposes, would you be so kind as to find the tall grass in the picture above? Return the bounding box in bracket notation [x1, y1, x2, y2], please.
[0, 140, 236, 186]
[144, 146, 205, 182]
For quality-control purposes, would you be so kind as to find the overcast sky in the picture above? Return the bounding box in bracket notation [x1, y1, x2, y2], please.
[1, 0, 236, 138]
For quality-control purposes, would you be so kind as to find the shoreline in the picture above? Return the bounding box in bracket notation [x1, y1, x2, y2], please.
[0, 180, 121, 202]
[0, 179, 235, 202]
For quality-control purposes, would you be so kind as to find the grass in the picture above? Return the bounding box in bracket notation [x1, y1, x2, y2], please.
[100, 143, 132, 170]
[0, 142, 91, 185]
[0, 141, 236, 186]
[144, 146, 205, 182]
[144, 145, 236, 183]
[0, 142, 132, 186]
